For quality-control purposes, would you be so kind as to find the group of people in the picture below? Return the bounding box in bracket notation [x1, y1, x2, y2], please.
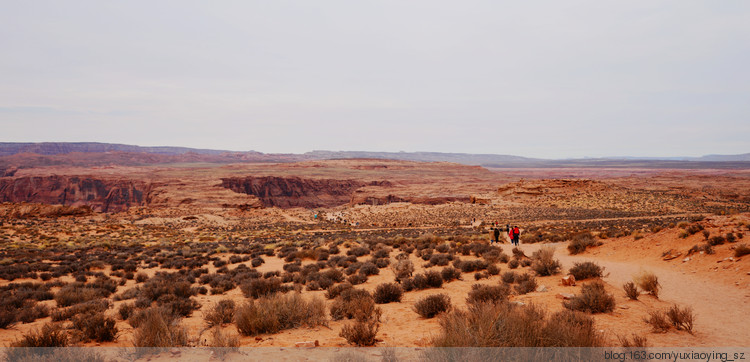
[490, 223, 521, 246]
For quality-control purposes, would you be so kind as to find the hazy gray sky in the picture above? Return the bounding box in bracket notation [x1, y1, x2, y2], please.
[1, 1, 748, 158]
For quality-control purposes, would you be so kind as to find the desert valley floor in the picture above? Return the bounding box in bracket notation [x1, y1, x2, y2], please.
[0, 159, 748, 353]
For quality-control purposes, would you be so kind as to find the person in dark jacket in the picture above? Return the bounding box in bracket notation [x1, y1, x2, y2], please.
[512, 226, 521, 246]
[493, 227, 500, 244]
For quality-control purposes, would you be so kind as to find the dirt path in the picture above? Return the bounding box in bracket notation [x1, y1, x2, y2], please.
[499, 242, 750, 346]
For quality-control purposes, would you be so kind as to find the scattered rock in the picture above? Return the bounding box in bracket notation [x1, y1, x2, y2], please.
[511, 301, 525, 306]
[536, 285, 548, 292]
[619, 305, 630, 310]
[556, 293, 575, 300]
[682, 257, 691, 263]
[295, 341, 319, 348]
[170, 349, 180, 356]
[561, 275, 576, 286]
[662, 249, 682, 260]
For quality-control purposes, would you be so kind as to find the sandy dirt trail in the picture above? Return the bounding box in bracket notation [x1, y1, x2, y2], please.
[500, 242, 750, 346]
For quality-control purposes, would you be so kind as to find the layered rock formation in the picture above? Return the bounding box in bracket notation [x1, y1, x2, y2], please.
[0, 176, 148, 212]
[221, 176, 372, 208]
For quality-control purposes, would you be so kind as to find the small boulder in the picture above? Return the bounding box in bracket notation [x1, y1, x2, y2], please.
[561, 275, 576, 286]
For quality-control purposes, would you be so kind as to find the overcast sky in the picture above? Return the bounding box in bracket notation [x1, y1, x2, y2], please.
[1, 1, 748, 158]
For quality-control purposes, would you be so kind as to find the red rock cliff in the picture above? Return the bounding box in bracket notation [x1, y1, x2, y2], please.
[221, 176, 372, 208]
[0, 176, 148, 212]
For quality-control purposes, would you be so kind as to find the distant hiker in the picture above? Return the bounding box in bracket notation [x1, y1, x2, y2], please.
[512, 226, 521, 246]
[493, 227, 500, 244]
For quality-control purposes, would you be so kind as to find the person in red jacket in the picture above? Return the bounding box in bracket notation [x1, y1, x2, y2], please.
[512, 226, 520, 246]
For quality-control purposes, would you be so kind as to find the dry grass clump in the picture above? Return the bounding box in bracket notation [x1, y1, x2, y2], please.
[530, 247, 561, 276]
[71, 311, 118, 342]
[414, 294, 452, 318]
[235, 293, 327, 336]
[10, 323, 69, 347]
[623, 282, 639, 300]
[133, 307, 189, 347]
[204, 299, 235, 328]
[466, 284, 510, 305]
[735, 244, 750, 258]
[618, 333, 649, 347]
[54, 278, 116, 307]
[633, 271, 660, 298]
[567, 233, 598, 255]
[205, 327, 240, 359]
[373, 283, 403, 304]
[645, 310, 672, 333]
[563, 280, 615, 313]
[433, 302, 602, 347]
[666, 304, 695, 333]
[568, 262, 605, 280]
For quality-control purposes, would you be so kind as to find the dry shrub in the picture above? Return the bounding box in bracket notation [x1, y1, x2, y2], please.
[118, 303, 135, 320]
[511, 247, 526, 258]
[206, 327, 240, 349]
[433, 302, 602, 347]
[11, 323, 68, 347]
[240, 277, 283, 299]
[54, 283, 109, 307]
[486, 264, 500, 276]
[514, 277, 538, 295]
[460, 260, 488, 273]
[235, 293, 327, 336]
[568, 262, 604, 280]
[666, 304, 695, 333]
[618, 333, 649, 347]
[204, 299, 236, 328]
[358, 262, 380, 276]
[567, 233, 597, 255]
[330, 289, 378, 321]
[391, 259, 414, 281]
[633, 271, 660, 298]
[645, 310, 671, 333]
[414, 294, 452, 318]
[325, 282, 353, 300]
[623, 282, 639, 300]
[507, 259, 519, 269]
[466, 284, 510, 305]
[340, 319, 379, 346]
[133, 307, 188, 347]
[0, 307, 17, 329]
[735, 244, 750, 258]
[71, 312, 118, 342]
[708, 235, 726, 246]
[17, 304, 49, 323]
[373, 283, 403, 304]
[441, 266, 461, 282]
[563, 280, 615, 313]
[530, 247, 561, 276]
[347, 274, 368, 285]
[501, 271, 517, 284]
[51, 299, 111, 322]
